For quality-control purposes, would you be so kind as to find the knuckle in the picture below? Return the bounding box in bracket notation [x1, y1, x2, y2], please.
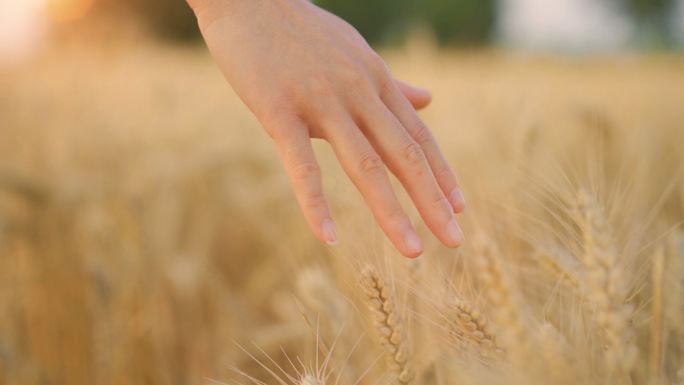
[410, 120, 434, 146]
[290, 160, 322, 182]
[365, 54, 393, 89]
[382, 204, 407, 223]
[357, 153, 385, 178]
[263, 111, 300, 140]
[376, 75, 395, 96]
[400, 141, 427, 168]
[303, 191, 328, 211]
[435, 163, 457, 183]
[431, 195, 452, 212]
[366, 53, 389, 76]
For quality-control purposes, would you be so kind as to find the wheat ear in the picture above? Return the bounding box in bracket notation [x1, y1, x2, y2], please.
[540, 323, 578, 384]
[474, 236, 534, 367]
[574, 188, 637, 377]
[536, 246, 583, 289]
[360, 265, 414, 384]
[442, 295, 504, 359]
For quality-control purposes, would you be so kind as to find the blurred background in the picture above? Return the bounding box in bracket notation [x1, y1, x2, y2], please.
[2, 0, 684, 61]
[0, 0, 683, 385]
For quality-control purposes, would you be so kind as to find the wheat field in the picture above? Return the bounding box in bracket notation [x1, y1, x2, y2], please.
[0, 35, 683, 385]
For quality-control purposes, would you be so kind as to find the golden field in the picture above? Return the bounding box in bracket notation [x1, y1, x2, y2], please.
[0, 35, 683, 385]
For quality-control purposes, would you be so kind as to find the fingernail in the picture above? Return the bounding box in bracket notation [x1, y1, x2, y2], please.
[449, 188, 466, 213]
[446, 219, 465, 247]
[404, 230, 424, 253]
[322, 219, 338, 246]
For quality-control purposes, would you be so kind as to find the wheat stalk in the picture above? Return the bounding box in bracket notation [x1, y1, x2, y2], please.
[665, 232, 684, 339]
[574, 188, 637, 379]
[360, 265, 414, 384]
[666, 232, 684, 382]
[650, 246, 665, 382]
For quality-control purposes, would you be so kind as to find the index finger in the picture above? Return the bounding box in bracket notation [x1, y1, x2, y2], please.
[381, 85, 466, 214]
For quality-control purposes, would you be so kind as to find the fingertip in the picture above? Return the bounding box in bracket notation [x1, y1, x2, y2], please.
[413, 96, 432, 111]
[416, 87, 432, 101]
[404, 249, 424, 259]
[322, 218, 339, 246]
[395, 80, 433, 110]
[403, 229, 424, 258]
[446, 219, 465, 248]
[449, 187, 467, 213]
[409, 87, 432, 110]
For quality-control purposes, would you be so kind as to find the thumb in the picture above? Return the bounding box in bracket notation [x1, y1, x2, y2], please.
[394, 79, 432, 110]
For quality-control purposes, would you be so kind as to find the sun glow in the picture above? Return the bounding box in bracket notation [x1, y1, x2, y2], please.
[44, 0, 95, 23]
[0, 0, 46, 65]
[0, 0, 95, 66]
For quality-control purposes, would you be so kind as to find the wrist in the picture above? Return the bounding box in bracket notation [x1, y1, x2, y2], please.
[187, 0, 249, 31]
[186, 0, 238, 13]
[188, 0, 302, 32]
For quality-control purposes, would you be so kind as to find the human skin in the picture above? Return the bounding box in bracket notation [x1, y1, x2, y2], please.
[187, 0, 466, 257]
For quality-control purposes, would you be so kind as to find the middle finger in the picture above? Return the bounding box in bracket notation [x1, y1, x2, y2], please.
[354, 97, 464, 248]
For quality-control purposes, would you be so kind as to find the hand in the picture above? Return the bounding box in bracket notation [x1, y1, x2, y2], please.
[189, 0, 466, 257]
